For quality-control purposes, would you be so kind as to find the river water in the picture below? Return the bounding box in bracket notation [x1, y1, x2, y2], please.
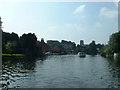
[1, 55, 120, 88]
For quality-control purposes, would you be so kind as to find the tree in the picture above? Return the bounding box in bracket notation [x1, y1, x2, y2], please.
[5, 42, 13, 54]
[100, 44, 113, 57]
[100, 31, 120, 57]
[20, 33, 38, 57]
[2, 31, 46, 58]
[88, 41, 97, 55]
[108, 31, 120, 54]
[2, 31, 19, 54]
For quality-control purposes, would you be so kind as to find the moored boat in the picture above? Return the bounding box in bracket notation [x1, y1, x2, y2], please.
[45, 52, 52, 55]
[78, 52, 86, 57]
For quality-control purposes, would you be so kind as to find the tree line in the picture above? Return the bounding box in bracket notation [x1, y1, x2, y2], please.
[2, 31, 45, 57]
[100, 31, 120, 58]
[76, 40, 104, 55]
[2, 30, 105, 57]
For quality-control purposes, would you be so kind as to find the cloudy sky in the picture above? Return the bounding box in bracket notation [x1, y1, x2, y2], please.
[0, 2, 118, 44]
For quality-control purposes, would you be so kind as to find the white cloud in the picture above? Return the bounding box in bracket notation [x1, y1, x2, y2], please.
[100, 7, 118, 18]
[48, 26, 57, 30]
[66, 24, 82, 28]
[95, 22, 102, 28]
[73, 5, 86, 14]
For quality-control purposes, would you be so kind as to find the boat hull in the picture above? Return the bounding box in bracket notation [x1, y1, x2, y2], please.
[78, 52, 86, 57]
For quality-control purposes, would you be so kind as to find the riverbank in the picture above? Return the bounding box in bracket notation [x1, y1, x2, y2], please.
[2, 54, 24, 57]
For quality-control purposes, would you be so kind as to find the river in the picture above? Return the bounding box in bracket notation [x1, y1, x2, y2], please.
[1, 55, 120, 88]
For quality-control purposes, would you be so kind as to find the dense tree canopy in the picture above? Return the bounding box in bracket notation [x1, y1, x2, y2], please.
[2, 31, 104, 57]
[20, 33, 37, 48]
[2, 31, 19, 53]
[100, 31, 120, 57]
[108, 31, 120, 53]
[88, 41, 97, 55]
[2, 31, 44, 57]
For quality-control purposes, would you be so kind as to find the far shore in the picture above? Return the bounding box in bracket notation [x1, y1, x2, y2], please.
[2, 54, 24, 57]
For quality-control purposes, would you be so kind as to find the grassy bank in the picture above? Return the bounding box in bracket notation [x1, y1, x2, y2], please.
[2, 54, 24, 57]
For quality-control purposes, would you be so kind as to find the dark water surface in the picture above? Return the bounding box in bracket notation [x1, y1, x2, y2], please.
[1, 55, 120, 88]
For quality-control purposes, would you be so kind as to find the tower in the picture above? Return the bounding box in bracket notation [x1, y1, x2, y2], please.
[80, 40, 84, 46]
[41, 38, 45, 43]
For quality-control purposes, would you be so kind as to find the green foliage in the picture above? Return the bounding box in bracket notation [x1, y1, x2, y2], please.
[2, 31, 19, 43]
[2, 31, 45, 58]
[88, 41, 97, 55]
[108, 31, 120, 53]
[100, 31, 120, 57]
[2, 31, 19, 53]
[20, 33, 37, 48]
[75, 44, 80, 53]
[5, 42, 13, 53]
[20, 33, 43, 57]
[100, 44, 112, 57]
[75, 41, 103, 55]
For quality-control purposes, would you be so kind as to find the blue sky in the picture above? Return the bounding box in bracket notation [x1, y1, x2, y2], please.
[0, 2, 118, 44]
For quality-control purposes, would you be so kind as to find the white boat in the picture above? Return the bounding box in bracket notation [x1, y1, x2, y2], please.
[78, 52, 86, 57]
[45, 52, 52, 55]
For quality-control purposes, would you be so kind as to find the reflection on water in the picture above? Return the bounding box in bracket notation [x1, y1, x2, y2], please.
[1, 56, 39, 88]
[1, 55, 120, 88]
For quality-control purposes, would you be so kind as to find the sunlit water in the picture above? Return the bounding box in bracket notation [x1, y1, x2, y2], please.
[1, 55, 120, 88]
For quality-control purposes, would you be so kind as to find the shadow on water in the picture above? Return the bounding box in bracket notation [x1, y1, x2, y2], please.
[3, 56, 36, 70]
[1, 56, 46, 88]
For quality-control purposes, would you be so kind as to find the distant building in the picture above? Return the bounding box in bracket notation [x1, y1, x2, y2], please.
[61, 40, 76, 50]
[80, 40, 84, 46]
[41, 38, 45, 43]
[47, 40, 61, 52]
[47, 40, 60, 47]
[47, 40, 76, 54]
[36, 38, 48, 52]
